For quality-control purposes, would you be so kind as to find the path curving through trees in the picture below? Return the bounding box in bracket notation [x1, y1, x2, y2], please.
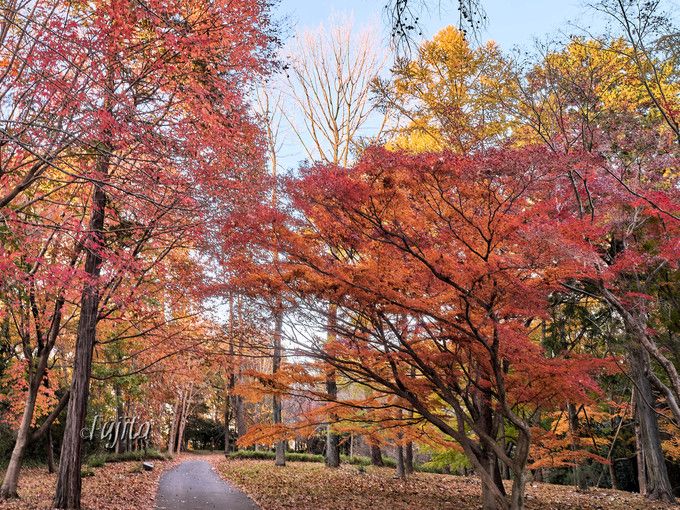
[155, 459, 259, 510]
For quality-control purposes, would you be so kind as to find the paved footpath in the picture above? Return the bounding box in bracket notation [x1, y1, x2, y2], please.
[155, 459, 259, 510]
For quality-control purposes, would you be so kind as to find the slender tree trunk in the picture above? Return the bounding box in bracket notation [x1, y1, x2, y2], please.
[53, 149, 109, 509]
[508, 427, 532, 510]
[510, 469, 527, 510]
[0, 383, 39, 498]
[404, 441, 414, 474]
[370, 444, 384, 467]
[629, 347, 674, 502]
[634, 389, 647, 495]
[168, 396, 180, 456]
[500, 419, 510, 480]
[636, 430, 647, 494]
[1, 303, 65, 499]
[269, 119, 286, 467]
[235, 396, 246, 442]
[568, 403, 588, 491]
[325, 370, 340, 468]
[325, 304, 340, 468]
[609, 458, 618, 490]
[46, 426, 55, 474]
[476, 397, 507, 508]
[233, 295, 247, 445]
[396, 444, 406, 479]
[226, 292, 236, 452]
[114, 384, 124, 454]
[177, 387, 192, 453]
[273, 299, 285, 466]
[404, 367, 415, 474]
[224, 387, 231, 455]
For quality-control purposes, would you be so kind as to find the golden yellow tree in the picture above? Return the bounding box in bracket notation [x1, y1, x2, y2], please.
[375, 26, 513, 153]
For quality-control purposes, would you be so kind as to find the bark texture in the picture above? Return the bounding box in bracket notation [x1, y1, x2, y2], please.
[629, 347, 674, 502]
[54, 153, 108, 509]
[273, 301, 285, 466]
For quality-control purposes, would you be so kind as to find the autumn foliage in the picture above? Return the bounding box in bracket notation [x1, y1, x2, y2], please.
[1, 2, 679, 510]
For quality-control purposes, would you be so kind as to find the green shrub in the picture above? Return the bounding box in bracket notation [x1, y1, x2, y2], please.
[106, 449, 167, 463]
[417, 463, 449, 474]
[286, 452, 324, 463]
[341, 455, 369, 466]
[340, 455, 396, 468]
[420, 448, 469, 474]
[85, 448, 167, 467]
[227, 450, 325, 462]
[226, 450, 399, 468]
[86, 453, 107, 468]
[226, 450, 276, 461]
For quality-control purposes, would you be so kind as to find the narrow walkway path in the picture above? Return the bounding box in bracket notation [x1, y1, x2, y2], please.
[155, 459, 259, 510]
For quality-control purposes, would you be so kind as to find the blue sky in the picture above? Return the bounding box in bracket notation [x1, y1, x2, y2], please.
[266, 1, 629, 173]
[275, 0, 600, 50]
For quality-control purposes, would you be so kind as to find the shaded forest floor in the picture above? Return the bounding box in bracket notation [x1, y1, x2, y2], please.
[0, 456, 181, 510]
[211, 456, 678, 510]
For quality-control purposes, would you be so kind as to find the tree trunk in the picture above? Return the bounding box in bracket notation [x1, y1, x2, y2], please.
[500, 419, 510, 480]
[510, 469, 527, 510]
[273, 299, 285, 466]
[168, 396, 180, 456]
[370, 444, 384, 466]
[629, 347, 674, 502]
[568, 403, 588, 491]
[46, 426, 55, 474]
[1, 306, 66, 498]
[324, 304, 340, 468]
[226, 292, 237, 452]
[0, 383, 39, 498]
[324, 371, 340, 468]
[476, 415, 531, 510]
[177, 387, 192, 453]
[233, 295, 247, 445]
[634, 391, 647, 495]
[53, 150, 108, 510]
[609, 458, 618, 490]
[404, 441, 414, 474]
[480, 475, 506, 510]
[476, 397, 507, 506]
[114, 384, 124, 454]
[508, 427, 532, 510]
[396, 444, 406, 479]
[235, 396, 246, 443]
[224, 387, 231, 455]
[479, 448, 508, 510]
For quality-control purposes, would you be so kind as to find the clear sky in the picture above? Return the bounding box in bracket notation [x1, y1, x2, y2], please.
[268, 1, 611, 171]
[268, 0, 680, 173]
[275, 0, 601, 50]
